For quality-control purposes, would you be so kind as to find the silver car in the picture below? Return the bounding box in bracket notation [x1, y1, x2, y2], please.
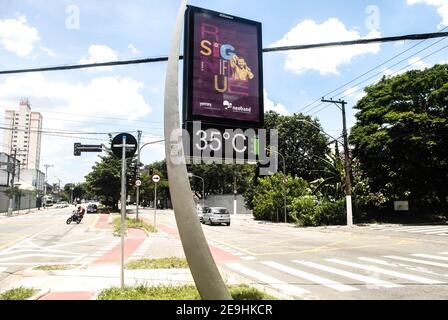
[202, 207, 231, 226]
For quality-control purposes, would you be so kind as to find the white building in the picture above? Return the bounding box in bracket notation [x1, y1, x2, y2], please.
[2, 99, 43, 170]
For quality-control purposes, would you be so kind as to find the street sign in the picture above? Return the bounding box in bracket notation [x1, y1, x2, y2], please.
[74, 143, 103, 156]
[135, 180, 142, 187]
[111, 133, 137, 158]
[152, 174, 161, 183]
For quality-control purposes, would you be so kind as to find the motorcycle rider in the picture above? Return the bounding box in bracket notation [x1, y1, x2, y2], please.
[76, 205, 86, 219]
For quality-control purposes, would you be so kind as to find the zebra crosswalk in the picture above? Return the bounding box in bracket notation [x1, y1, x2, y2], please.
[225, 252, 448, 299]
[366, 225, 448, 236]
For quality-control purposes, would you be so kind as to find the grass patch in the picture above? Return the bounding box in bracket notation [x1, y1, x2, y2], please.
[33, 264, 80, 271]
[0, 287, 37, 300]
[113, 217, 157, 236]
[97, 284, 276, 300]
[125, 257, 188, 270]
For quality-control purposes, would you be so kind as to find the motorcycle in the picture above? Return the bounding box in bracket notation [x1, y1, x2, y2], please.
[66, 210, 84, 225]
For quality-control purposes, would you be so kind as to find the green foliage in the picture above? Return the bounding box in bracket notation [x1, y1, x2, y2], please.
[112, 217, 157, 236]
[84, 154, 137, 209]
[138, 160, 170, 208]
[350, 64, 448, 213]
[0, 287, 37, 300]
[97, 285, 276, 300]
[248, 173, 310, 222]
[125, 257, 188, 270]
[310, 142, 345, 200]
[264, 111, 331, 181]
[33, 264, 80, 271]
[64, 183, 91, 201]
[290, 197, 345, 227]
[187, 163, 256, 198]
[4, 187, 23, 198]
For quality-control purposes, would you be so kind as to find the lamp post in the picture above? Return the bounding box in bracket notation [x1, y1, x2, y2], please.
[135, 139, 164, 221]
[187, 173, 205, 208]
[268, 148, 287, 223]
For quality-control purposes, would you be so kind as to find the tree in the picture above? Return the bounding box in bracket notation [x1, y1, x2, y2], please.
[187, 163, 256, 200]
[264, 111, 331, 181]
[350, 64, 448, 213]
[84, 154, 137, 209]
[139, 160, 170, 208]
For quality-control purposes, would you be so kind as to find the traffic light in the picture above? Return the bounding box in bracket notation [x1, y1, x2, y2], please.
[74, 143, 81, 156]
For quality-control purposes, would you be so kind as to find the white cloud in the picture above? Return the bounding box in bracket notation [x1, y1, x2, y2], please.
[128, 44, 141, 55]
[0, 16, 40, 57]
[407, 0, 448, 27]
[0, 73, 153, 178]
[408, 56, 429, 70]
[270, 18, 381, 75]
[343, 86, 367, 101]
[79, 44, 119, 71]
[0, 73, 152, 126]
[40, 46, 56, 57]
[264, 89, 290, 115]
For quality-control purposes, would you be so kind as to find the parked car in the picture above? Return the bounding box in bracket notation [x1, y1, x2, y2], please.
[86, 203, 98, 214]
[202, 207, 231, 226]
[55, 201, 69, 208]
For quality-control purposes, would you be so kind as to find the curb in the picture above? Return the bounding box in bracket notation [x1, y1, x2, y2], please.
[28, 288, 50, 300]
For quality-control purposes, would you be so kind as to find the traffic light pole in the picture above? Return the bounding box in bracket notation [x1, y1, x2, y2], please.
[321, 98, 353, 227]
[120, 135, 127, 289]
[136, 131, 142, 221]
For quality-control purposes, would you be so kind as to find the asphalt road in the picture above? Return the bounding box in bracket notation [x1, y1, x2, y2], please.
[1, 207, 448, 300]
[0, 207, 112, 281]
[148, 210, 448, 300]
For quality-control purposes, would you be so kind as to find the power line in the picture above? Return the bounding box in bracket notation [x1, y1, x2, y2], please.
[1, 32, 448, 75]
[295, 26, 448, 115]
[310, 43, 448, 117]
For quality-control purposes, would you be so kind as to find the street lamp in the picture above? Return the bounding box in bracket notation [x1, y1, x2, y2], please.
[135, 138, 165, 221]
[187, 172, 205, 208]
[267, 148, 287, 223]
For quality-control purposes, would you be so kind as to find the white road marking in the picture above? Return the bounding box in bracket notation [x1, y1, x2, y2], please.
[423, 230, 448, 235]
[226, 262, 309, 297]
[241, 256, 256, 261]
[407, 227, 448, 233]
[412, 254, 448, 262]
[358, 257, 399, 267]
[0, 253, 79, 262]
[46, 236, 109, 249]
[0, 267, 6, 273]
[262, 261, 358, 292]
[293, 260, 401, 288]
[385, 256, 448, 268]
[328, 259, 443, 284]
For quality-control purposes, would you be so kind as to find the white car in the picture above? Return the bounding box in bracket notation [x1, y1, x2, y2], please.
[55, 201, 69, 208]
[202, 207, 231, 226]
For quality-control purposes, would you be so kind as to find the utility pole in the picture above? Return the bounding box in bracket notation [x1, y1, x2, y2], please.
[321, 98, 353, 227]
[7, 148, 17, 216]
[43, 164, 54, 208]
[233, 176, 237, 215]
[136, 130, 142, 221]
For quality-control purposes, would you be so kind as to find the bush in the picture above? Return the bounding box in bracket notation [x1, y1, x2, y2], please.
[248, 173, 310, 222]
[290, 197, 345, 227]
[0, 287, 37, 300]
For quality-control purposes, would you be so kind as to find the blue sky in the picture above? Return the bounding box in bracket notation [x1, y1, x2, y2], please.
[0, 0, 447, 185]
